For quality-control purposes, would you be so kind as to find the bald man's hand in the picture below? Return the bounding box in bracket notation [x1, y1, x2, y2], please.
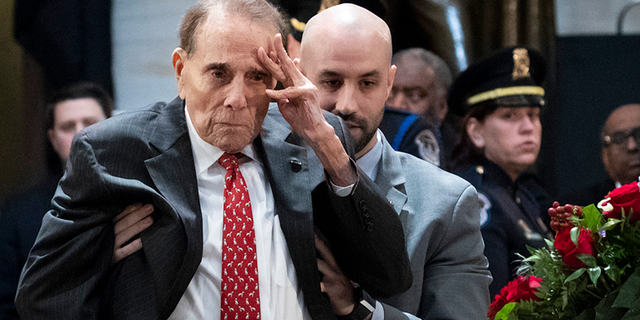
[259, 33, 356, 186]
[113, 203, 154, 263]
[315, 234, 357, 316]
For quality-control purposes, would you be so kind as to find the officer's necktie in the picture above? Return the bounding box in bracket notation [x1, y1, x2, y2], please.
[218, 153, 260, 320]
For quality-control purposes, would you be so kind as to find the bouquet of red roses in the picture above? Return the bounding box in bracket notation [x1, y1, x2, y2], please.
[488, 180, 640, 320]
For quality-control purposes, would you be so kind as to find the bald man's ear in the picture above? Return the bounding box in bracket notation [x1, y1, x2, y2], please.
[294, 58, 305, 76]
[287, 34, 301, 61]
[387, 65, 397, 98]
[173, 48, 187, 99]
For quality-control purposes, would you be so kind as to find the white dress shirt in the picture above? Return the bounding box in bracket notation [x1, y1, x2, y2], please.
[168, 107, 311, 320]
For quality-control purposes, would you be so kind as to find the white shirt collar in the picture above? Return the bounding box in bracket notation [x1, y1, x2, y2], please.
[356, 130, 383, 181]
[185, 106, 257, 176]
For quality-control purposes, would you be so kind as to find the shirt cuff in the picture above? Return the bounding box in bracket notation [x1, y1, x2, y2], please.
[327, 157, 359, 197]
[330, 181, 355, 197]
[371, 301, 383, 320]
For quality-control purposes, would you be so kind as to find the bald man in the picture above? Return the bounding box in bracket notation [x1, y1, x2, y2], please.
[561, 104, 640, 206]
[298, 4, 491, 319]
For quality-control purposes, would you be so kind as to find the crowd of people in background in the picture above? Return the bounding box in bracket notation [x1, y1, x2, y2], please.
[1, 0, 639, 319]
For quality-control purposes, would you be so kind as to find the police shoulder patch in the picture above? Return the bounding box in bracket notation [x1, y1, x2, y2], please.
[477, 192, 491, 227]
[415, 129, 440, 166]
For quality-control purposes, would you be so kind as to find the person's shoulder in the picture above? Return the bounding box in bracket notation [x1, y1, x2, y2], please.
[96, 99, 174, 127]
[454, 164, 485, 189]
[396, 150, 473, 191]
[380, 108, 442, 165]
[379, 108, 430, 142]
[83, 98, 182, 141]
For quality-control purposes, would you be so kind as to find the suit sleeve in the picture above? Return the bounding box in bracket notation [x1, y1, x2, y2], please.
[417, 185, 491, 319]
[15, 132, 119, 320]
[314, 115, 412, 299]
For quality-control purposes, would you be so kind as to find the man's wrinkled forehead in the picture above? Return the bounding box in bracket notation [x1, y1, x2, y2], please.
[196, 14, 274, 64]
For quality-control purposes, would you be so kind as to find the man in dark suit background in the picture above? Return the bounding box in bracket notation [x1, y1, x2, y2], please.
[0, 82, 112, 320]
[384, 48, 458, 168]
[15, 1, 411, 319]
[560, 103, 640, 206]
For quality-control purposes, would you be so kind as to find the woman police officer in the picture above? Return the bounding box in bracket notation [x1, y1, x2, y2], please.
[448, 47, 553, 299]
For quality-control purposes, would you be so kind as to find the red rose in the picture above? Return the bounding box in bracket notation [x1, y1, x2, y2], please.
[487, 276, 541, 320]
[600, 182, 640, 223]
[554, 226, 595, 269]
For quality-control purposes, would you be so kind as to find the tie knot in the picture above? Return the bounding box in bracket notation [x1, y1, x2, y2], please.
[218, 153, 243, 171]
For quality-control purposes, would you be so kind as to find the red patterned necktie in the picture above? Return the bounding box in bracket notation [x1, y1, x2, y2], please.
[219, 153, 260, 320]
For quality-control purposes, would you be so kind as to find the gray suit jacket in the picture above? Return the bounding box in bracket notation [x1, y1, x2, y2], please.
[374, 135, 491, 319]
[15, 98, 411, 320]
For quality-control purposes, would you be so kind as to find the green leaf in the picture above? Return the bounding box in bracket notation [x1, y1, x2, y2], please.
[565, 268, 586, 283]
[582, 204, 602, 231]
[525, 244, 539, 256]
[495, 302, 516, 320]
[544, 238, 554, 249]
[589, 267, 602, 286]
[574, 308, 596, 320]
[605, 264, 622, 284]
[619, 297, 640, 320]
[578, 253, 598, 268]
[595, 290, 627, 320]
[613, 267, 640, 309]
[603, 219, 623, 230]
[571, 227, 580, 247]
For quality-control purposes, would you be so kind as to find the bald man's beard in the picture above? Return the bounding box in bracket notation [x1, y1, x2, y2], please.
[334, 108, 384, 154]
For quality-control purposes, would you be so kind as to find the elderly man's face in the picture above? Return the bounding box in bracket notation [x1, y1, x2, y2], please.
[602, 104, 640, 184]
[173, 14, 276, 153]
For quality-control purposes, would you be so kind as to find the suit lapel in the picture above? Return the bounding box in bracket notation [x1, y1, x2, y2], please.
[254, 106, 333, 318]
[142, 98, 203, 318]
[375, 135, 409, 222]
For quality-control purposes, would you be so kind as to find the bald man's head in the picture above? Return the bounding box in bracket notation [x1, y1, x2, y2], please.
[300, 4, 392, 70]
[602, 104, 640, 184]
[298, 4, 395, 157]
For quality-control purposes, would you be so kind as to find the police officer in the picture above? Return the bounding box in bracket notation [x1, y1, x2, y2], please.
[448, 46, 553, 299]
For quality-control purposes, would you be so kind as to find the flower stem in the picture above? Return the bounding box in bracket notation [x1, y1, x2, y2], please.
[584, 288, 603, 300]
[599, 277, 612, 293]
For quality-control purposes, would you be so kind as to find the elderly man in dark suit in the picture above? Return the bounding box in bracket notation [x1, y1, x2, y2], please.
[15, 1, 411, 319]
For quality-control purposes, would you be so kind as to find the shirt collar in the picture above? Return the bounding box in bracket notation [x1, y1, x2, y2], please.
[356, 130, 383, 181]
[185, 106, 257, 176]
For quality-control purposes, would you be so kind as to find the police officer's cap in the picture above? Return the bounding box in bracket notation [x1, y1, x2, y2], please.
[276, 0, 387, 42]
[448, 46, 547, 117]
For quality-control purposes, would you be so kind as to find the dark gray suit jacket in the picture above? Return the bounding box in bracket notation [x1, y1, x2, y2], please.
[16, 98, 411, 320]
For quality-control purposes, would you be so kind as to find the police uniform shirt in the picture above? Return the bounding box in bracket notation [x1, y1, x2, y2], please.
[378, 108, 442, 167]
[456, 157, 552, 299]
